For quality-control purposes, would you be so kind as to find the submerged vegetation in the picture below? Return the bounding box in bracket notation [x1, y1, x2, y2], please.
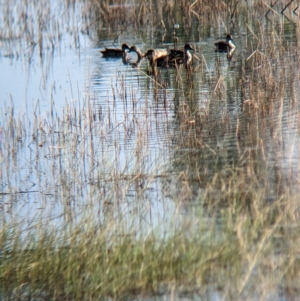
[1, 0, 300, 300]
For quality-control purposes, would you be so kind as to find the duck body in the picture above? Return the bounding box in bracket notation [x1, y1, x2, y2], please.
[166, 44, 194, 68]
[168, 48, 185, 60]
[144, 48, 168, 67]
[214, 35, 235, 57]
[100, 43, 130, 58]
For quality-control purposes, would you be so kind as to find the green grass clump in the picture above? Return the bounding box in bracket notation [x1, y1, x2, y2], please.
[0, 218, 239, 300]
[1, 183, 299, 300]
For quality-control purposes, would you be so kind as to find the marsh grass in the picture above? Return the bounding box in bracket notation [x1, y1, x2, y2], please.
[1, 171, 300, 300]
[1, 0, 300, 300]
[2, 188, 300, 300]
[2, 68, 300, 299]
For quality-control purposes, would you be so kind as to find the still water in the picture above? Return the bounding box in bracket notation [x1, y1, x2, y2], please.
[1, 0, 300, 299]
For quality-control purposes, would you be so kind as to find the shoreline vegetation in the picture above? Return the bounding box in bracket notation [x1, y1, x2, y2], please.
[1, 0, 300, 300]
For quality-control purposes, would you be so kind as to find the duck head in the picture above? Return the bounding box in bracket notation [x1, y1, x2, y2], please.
[128, 45, 139, 53]
[121, 43, 130, 52]
[144, 49, 155, 59]
[184, 44, 195, 52]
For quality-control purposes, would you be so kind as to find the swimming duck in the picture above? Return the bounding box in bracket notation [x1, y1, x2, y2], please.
[100, 43, 130, 58]
[144, 48, 168, 67]
[128, 45, 145, 67]
[168, 44, 194, 67]
[145, 44, 194, 68]
[168, 44, 194, 59]
[214, 34, 235, 58]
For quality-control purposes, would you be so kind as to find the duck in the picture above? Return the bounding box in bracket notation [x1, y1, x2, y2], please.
[144, 44, 194, 69]
[144, 48, 169, 67]
[168, 44, 194, 59]
[128, 45, 145, 68]
[168, 44, 194, 68]
[100, 43, 130, 58]
[214, 34, 235, 58]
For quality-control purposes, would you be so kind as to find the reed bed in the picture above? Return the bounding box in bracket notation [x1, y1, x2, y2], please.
[2, 192, 300, 300]
[1, 0, 300, 300]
